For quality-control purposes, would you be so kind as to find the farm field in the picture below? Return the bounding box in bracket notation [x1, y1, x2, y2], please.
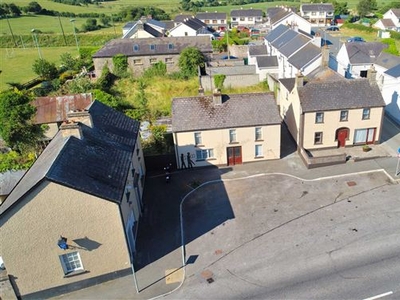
[0, 46, 77, 90]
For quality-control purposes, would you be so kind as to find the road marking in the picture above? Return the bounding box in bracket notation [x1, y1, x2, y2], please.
[363, 291, 393, 300]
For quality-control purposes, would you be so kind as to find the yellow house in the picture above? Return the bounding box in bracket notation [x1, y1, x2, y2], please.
[279, 68, 385, 151]
[172, 91, 281, 168]
[0, 101, 146, 299]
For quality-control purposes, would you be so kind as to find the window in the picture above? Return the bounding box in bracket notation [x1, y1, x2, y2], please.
[255, 145, 263, 157]
[248, 17, 253, 21]
[311, 12, 317, 16]
[315, 112, 324, 123]
[168, 43, 174, 50]
[255, 127, 262, 140]
[194, 132, 202, 145]
[232, 17, 237, 21]
[205, 20, 210, 24]
[229, 129, 237, 143]
[362, 108, 370, 120]
[60, 252, 83, 275]
[340, 110, 348, 121]
[314, 132, 323, 144]
[133, 59, 142, 65]
[133, 44, 139, 51]
[165, 57, 173, 64]
[184, 32, 188, 36]
[150, 44, 156, 51]
[212, 19, 217, 24]
[360, 70, 368, 78]
[149, 58, 157, 64]
[196, 149, 214, 161]
[221, 20, 225, 23]
[240, 17, 245, 21]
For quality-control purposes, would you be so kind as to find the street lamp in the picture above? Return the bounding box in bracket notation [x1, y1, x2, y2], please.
[70, 19, 80, 54]
[31, 28, 42, 59]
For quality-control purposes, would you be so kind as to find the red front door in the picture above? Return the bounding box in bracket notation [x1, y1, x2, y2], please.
[227, 146, 242, 166]
[337, 129, 348, 147]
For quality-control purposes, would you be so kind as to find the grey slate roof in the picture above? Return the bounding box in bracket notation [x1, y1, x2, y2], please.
[248, 45, 268, 56]
[385, 64, 400, 78]
[271, 29, 298, 49]
[0, 101, 140, 216]
[279, 78, 295, 92]
[268, 7, 294, 25]
[196, 12, 227, 20]
[345, 42, 388, 64]
[174, 14, 192, 23]
[307, 66, 345, 82]
[231, 9, 263, 17]
[256, 56, 279, 68]
[181, 16, 208, 30]
[172, 93, 281, 132]
[265, 24, 289, 42]
[279, 34, 310, 57]
[298, 79, 385, 112]
[93, 36, 212, 58]
[0, 170, 25, 197]
[374, 52, 400, 70]
[301, 3, 334, 12]
[391, 8, 400, 17]
[288, 43, 321, 70]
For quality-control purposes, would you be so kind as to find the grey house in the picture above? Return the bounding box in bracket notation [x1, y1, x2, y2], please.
[92, 36, 213, 77]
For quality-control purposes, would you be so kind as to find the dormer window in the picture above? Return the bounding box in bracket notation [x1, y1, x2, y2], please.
[168, 43, 174, 50]
[150, 44, 156, 51]
[133, 44, 139, 52]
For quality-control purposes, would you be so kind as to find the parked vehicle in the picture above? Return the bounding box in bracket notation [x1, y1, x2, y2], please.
[326, 26, 340, 31]
[347, 36, 365, 42]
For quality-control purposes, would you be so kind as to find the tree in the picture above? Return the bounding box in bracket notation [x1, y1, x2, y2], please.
[32, 59, 58, 80]
[178, 47, 205, 77]
[332, 1, 349, 15]
[99, 15, 111, 27]
[26, 1, 42, 13]
[0, 90, 44, 152]
[357, 0, 377, 17]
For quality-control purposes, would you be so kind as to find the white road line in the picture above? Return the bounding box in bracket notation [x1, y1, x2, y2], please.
[363, 291, 393, 300]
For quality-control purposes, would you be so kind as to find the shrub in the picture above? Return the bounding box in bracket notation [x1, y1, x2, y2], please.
[214, 74, 226, 89]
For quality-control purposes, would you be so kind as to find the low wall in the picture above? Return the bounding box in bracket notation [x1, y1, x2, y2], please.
[300, 148, 347, 169]
[200, 74, 260, 91]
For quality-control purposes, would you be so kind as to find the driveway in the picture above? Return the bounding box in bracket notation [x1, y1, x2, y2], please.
[172, 171, 400, 299]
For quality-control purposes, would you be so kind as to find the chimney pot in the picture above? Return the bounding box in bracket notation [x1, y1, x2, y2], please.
[295, 71, 304, 87]
[213, 88, 222, 105]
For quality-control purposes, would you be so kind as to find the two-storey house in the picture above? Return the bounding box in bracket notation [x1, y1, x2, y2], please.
[300, 3, 334, 27]
[172, 91, 281, 167]
[373, 8, 400, 32]
[196, 12, 227, 31]
[168, 16, 214, 39]
[230, 8, 263, 28]
[0, 101, 146, 299]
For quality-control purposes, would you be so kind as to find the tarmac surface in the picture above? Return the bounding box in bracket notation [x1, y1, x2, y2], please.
[52, 118, 400, 300]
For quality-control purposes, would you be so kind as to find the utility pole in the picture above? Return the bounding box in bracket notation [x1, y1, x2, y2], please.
[58, 16, 67, 46]
[31, 28, 42, 59]
[6, 15, 17, 47]
[70, 19, 80, 54]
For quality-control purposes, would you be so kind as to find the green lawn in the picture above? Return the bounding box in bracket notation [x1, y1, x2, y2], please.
[0, 46, 77, 91]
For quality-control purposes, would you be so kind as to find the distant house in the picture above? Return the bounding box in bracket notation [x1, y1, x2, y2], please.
[247, 45, 268, 65]
[267, 6, 312, 34]
[264, 24, 322, 79]
[255, 56, 279, 82]
[172, 91, 281, 167]
[32, 93, 93, 140]
[230, 8, 263, 27]
[279, 68, 385, 153]
[381, 64, 400, 123]
[373, 8, 400, 32]
[300, 3, 334, 27]
[122, 17, 166, 39]
[92, 36, 213, 77]
[196, 12, 227, 31]
[168, 16, 214, 39]
[334, 42, 388, 79]
[0, 101, 146, 299]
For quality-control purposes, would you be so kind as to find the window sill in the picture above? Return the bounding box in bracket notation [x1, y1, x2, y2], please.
[339, 120, 348, 122]
[255, 139, 264, 142]
[254, 156, 264, 159]
[63, 270, 89, 278]
[195, 144, 205, 147]
[229, 142, 239, 145]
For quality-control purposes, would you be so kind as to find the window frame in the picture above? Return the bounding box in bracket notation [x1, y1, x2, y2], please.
[59, 251, 84, 275]
[315, 112, 324, 124]
[194, 132, 202, 145]
[149, 58, 157, 64]
[255, 127, 262, 141]
[255, 144, 263, 157]
[340, 110, 348, 121]
[150, 44, 156, 51]
[362, 108, 370, 120]
[229, 129, 237, 143]
[314, 132, 323, 144]
[196, 149, 214, 161]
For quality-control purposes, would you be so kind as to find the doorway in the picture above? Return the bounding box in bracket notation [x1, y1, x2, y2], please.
[336, 128, 349, 147]
[227, 146, 242, 166]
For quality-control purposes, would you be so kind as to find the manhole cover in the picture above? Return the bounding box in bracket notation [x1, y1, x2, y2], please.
[347, 181, 357, 186]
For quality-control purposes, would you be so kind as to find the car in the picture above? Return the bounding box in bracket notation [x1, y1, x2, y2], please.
[326, 26, 340, 31]
[347, 36, 365, 42]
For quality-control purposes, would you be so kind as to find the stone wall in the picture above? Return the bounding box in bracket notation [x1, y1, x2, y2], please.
[228, 45, 249, 58]
[200, 74, 259, 91]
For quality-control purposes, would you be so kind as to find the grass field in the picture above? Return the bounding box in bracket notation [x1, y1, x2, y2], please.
[0, 46, 77, 90]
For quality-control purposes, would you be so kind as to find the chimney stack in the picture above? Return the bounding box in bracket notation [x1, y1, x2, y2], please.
[321, 45, 329, 67]
[212, 88, 222, 105]
[67, 110, 93, 128]
[367, 64, 377, 85]
[60, 121, 82, 139]
[295, 71, 304, 87]
[198, 86, 205, 96]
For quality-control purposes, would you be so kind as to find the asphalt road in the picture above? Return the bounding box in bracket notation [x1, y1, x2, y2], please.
[169, 172, 400, 300]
